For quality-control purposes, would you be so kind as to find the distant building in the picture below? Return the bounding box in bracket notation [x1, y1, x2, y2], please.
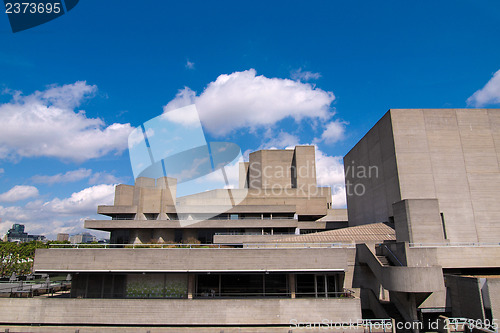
[56, 233, 69, 242]
[69, 232, 97, 244]
[5, 224, 46, 243]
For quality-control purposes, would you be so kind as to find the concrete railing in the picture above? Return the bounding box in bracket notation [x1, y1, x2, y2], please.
[49, 243, 356, 249]
[0, 298, 363, 326]
[357, 244, 444, 293]
[409, 242, 500, 248]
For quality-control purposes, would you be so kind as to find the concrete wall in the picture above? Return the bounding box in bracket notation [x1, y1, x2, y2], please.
[345, 109, 500, 243]
[433, 246, 500, 268]
[393, 199, 445, 243]
[344, 112, 400, 226]
[356, 244, 444, 293]
[446, 275, 485, 320]
[487, 278, 500, 320]
[0, 298, 362, 326]
[34, 248, 350, 273]
[249, 149, 295, 189]
[293, 146, 317, 190]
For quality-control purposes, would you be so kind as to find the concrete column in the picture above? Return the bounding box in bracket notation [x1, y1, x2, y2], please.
[187, 274, 195, 299]
[390, 291, 420, 332]
[289, 274, 296, 299]
[129, 229, 151, 244]
[153, 229, 174, 243]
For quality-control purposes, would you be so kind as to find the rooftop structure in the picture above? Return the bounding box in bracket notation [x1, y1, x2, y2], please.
[86, 146, 342, 245]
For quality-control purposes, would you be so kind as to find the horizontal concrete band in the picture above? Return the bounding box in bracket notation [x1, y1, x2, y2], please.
[34, 268, 345, 273]
[85, 219, 301, 230]
[0, 298, 362, 325]
[34, 248, 352, 272]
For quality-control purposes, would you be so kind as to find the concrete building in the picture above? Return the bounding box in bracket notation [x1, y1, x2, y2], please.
[2, 109, 500, 332]
[344, 109, 500, 325]
[6, 146, 359, 331]
[85, 146, 342, 245]
[69, 232, 97, 244]
[56, 233, 69, 242]
[4, 223, 46, 243]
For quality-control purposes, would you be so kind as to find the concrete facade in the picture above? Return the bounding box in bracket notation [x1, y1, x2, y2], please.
[0, 298, 361, 326]
[344, 109, 500, 326]
[87, 146, 333, 244]
[17, 109, 500, 331]
[345, 109, 500, 243]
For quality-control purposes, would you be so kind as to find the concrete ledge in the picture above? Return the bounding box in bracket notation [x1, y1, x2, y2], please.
[84, 219, 299, 230]
[34, 248, 350, 273]
[0, 298, 362, 326]
[213, 234, 297, 244]
[434, 247, 500, 268]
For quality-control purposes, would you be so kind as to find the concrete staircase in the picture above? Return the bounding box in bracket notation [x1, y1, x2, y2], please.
[377, 255, 391, 266]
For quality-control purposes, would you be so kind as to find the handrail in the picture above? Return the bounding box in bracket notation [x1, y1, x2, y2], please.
[381, 244, 403, 266]
[48, 243, 356, 249]
[194, 289, 354, 298]
[409, 242, 500, 248]
[214, 232, 296, 235]
[0, 281, 70, 296]
[111, 217, 296, 221]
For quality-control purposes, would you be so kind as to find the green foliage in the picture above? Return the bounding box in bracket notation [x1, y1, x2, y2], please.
[0, 240, 66, 277]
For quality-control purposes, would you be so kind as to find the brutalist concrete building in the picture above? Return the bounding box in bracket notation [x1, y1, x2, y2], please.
[1, 109, 500, 332]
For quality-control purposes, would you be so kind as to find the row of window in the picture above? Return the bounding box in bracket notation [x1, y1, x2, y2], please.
[71, 273, 346, 299]
[111, 213, 295, 220]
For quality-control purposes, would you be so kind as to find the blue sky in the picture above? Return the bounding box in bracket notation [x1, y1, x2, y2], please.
[1, 0, 500, 239]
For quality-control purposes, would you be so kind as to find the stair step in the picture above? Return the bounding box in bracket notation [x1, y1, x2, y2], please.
[377, 255, 391, 266]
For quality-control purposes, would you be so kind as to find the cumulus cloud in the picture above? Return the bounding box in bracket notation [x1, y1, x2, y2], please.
[0, 81, 133, 162]
[0, 185, 39, 202]
[43, 184, 115, 215]
[163, 69, 335, 136]
[315, 149, 346, 208]
[290, 68, 321, 81]
[0, 184, 115, 239]
[315, 120, 348, 144]
[88, 172, 122, 185]
[31, 168, 92, 184]
[31, 168, 122, 186]
[260, 132, 300, 150]
[467, 69, 500, 107]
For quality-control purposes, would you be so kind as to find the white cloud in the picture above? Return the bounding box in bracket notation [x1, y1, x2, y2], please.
[0, 81, 133, 162]
[128, 127, 155, 148]
[0, 184, 115, 239]
[316, 120, 347, 144]
[162, 103, 200, 127]
[185, 60, 195, 70]
[31, 168, 122, 186]
[315, 149, 346, 208]
[88, 172, 122, 185]
[315, 150, 345, 186]
[331, 186, 347, 209]
[467, 69, 500, 107]
[163, 69, 335, 136]
[0, 185, 39, 202]
[290, 68, 321, 81]
[31, 168, 92, 184]
[43, 184, 115, 215]
[0, 168, 4, 174]
[260, 132, 300, 150]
